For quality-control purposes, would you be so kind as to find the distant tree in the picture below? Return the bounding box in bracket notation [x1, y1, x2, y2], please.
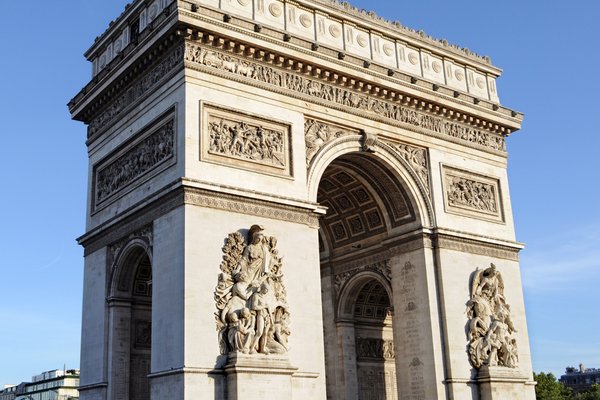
[534, 372, 573, 400]
[578, 384, 600, 400]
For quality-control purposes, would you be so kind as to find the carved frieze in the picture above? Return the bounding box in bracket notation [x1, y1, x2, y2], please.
[356, 338, 395, 360]
[202, 105, 291, 177]
[214, 225, 291, 356]
[334, 260, 391, 295]
[466, 264, 518, 369]
[185, 42, 506, 153]
[94, 113, 175, 209]
[442, 166, 503, 222]
[89, 44, 183, 138]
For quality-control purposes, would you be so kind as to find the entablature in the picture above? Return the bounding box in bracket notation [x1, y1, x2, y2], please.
[70, 0, 523, 152]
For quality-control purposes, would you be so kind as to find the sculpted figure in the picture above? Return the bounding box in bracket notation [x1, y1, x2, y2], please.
[214, 225, 291, 355]
[466, 263, 518, 369]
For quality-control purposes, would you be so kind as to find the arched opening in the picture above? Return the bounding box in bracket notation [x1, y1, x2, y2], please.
[108, 243, 152, 400]
[318, 152, 422, 400]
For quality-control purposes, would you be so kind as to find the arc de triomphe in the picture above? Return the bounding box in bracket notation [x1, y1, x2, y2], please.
[69, 1, 535, 399]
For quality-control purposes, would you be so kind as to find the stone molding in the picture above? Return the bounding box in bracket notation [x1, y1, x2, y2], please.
[333, 259, 391, 296]
[183, 187, 320, 228]
[93, 109, 176, 211]
[434, 234, 520, 262]
[442, 165, 504, 223]
[80, 181, 321, 255]
[184, 39, 508, 154]
[324, 231, 431, 268]
[78, 39, 183, 139]
[305, 119, 430, 198]
[202, 103, 292, 177]
[107, 225, 154, 269]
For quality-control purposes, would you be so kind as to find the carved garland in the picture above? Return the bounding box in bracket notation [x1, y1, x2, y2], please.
[466, 263, 518, 369]
[184, 42, 506, 153]
[214, 225, 291, 355]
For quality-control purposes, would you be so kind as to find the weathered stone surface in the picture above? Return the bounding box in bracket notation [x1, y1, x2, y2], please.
[72, 1, 534, 399]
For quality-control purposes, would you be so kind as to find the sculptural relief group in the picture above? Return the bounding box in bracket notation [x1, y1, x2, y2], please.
[467, 264, 518, 369]
[215, 225, 291, 355]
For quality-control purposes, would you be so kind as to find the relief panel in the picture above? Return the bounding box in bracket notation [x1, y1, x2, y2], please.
[442, 165, 504, 223]
[201, 104, 292, 178]
[93, 109, 176, 211]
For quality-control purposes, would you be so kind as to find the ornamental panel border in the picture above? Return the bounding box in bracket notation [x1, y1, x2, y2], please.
[92, 107, 177, 212]
[441, 165, 504, 223]
[201, 103, 293, 178]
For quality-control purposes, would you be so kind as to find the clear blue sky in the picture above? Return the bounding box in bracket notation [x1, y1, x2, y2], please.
[1, 0, 598, 386]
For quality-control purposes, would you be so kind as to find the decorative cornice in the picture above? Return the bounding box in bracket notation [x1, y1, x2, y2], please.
[433, 233, 520, 262]
[79, 180, 321, 254]
[184, 39, 508, 154]
[300, 0, 493, 65]
[183, 186, 320, 228]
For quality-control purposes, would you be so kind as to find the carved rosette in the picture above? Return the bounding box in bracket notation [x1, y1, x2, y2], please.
[214, 225, 291, 356]
[466, 263, 518, 369]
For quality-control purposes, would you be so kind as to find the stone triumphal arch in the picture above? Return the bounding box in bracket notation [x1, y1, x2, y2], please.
[70, 0, 535, 399]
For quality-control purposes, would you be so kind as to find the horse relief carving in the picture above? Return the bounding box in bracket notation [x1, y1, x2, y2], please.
[466, 263, 518, 369]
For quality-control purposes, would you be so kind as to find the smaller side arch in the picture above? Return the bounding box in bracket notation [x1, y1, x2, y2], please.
[337, 270, 393, 321]
[109, 238, 153, 299]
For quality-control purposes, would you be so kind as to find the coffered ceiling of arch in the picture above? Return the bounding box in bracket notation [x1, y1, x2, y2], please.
[354, 280, 391, 321]
[318, 154, 415, 251]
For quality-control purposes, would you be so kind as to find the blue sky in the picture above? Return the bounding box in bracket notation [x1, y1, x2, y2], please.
[1, 0, 598, 386]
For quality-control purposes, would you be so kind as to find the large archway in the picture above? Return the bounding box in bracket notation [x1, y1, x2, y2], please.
[107, 243, 153, 400]
[318, 152, 423, 400]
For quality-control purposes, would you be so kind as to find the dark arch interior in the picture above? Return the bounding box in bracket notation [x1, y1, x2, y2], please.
[318, 153, 416, 257]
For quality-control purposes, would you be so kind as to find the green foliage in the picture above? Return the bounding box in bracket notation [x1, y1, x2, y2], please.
[534, 372, 573, 400]
[577, 384, 600, 400]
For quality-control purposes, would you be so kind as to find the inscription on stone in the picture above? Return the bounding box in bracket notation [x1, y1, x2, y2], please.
[398, 261, 426, 399]
[203, 105, 291, 177]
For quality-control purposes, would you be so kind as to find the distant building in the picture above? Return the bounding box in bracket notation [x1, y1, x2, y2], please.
[560, 364, 600, 392]
[0, 370, 79, 400]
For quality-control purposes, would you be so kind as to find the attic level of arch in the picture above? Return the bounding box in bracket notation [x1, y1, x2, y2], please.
[70, 22, 521, 149]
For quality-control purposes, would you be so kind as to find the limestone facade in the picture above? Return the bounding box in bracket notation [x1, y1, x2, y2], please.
[69, 1, 535, 399]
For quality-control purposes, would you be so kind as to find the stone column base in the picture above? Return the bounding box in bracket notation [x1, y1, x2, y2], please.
[224, 353, 298, 400]
[477, 366, 534, 400]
